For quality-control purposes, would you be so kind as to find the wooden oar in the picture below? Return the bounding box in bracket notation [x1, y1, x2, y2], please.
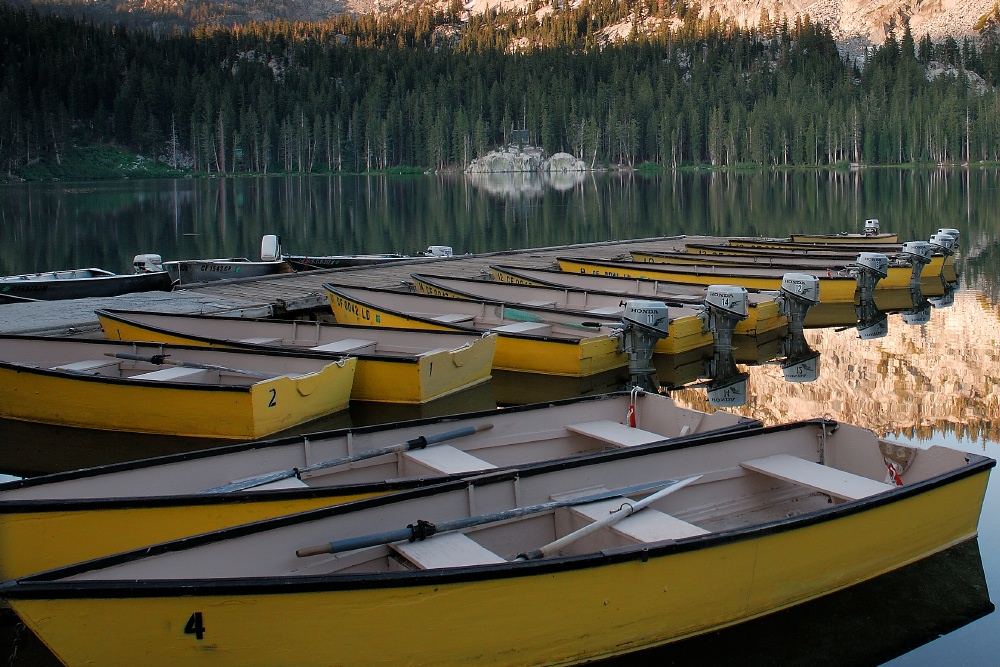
[103, 351, 278, 379]
[515, 474, 702, 560]
[204, 423, 495, 493]
[296, 477, 696, 558]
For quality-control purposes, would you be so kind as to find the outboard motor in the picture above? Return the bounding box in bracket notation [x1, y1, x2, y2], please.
[701, 346, 748, 407]
[864, 218, 881, 236]
[928, 232, 956, 256]
[854, 252, 889, 298]
[616, 300, 670, 390]
[937, 228, 960, 244]
[901, 241, 933, 286]
[777, 273, 821, 333]
[704, 285, 748, 351]
[133, 254, 164, 274]
[261, 234, 281, 262]
[426, 246, 454, 257]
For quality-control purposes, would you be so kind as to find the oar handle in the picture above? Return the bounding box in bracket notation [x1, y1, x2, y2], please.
[105, 351, 174, 365]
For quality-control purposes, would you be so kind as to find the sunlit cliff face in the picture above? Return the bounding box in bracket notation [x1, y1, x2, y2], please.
[672, 289, 1000, 444]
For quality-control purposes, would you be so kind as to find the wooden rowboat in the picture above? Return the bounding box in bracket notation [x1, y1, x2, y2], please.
[0, 336, 356, 440]
[0, 267, 174, 301]
[555, 256, 945, 303]
[96, 309, 497, 405]
[324, 283, 631, 377]
[2, 418, 990, 667]
[409, 272, 716, 355]
[789, 231, 899, 243]
[0, 391, 758, 580]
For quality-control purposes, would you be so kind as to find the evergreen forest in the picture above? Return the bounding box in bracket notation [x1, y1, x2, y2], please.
[3, 1, 1000, 177]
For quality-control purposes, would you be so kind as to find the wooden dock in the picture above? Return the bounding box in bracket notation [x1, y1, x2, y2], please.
[0, 237, 693, 336]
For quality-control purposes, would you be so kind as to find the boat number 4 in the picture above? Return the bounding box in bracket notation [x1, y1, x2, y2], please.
[184, 612, 206, 640]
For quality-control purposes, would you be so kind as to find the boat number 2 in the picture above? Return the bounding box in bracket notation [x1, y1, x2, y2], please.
[184, 612, 206, 640]
[268, 388, 277, 407]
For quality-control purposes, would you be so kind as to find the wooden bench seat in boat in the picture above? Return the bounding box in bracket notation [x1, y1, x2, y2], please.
[565, 420, 670, 448]
[402, 445, 498, 475]
[740, 454, 894, 501]
[392, 532, 507, 569]
[310, 339, 378, 354]
[585, 305, 625, 316]
[571, 498, 708, 542]
[491, 322, 552, 335]
[429, 313, 476, 325]
[52, 359, 121, 375]
[130, 367, 215, 382]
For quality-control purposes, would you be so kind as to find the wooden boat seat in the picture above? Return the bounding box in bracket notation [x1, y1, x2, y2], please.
[392, 532, 506, 569]
[238, 337, 284, 345]
[402, 445, 497, 475]
[310, 339, 378, 354]
[571, 498, 708, 542]
[740, 454, 894, 501]
[52, 359, 120, 375]
[491, 322, 552, 335]
[429, 313, 476, 324]
[131, 366, 215, 382]
[585, 305, 625, 316]
[565, 420, 668, 447]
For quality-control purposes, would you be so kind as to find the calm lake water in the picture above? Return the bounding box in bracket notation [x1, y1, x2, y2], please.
[1, 168, 998, 666]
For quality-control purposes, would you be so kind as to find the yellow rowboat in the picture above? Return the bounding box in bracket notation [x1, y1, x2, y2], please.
[629, 249, 934, 287]
[555, 256, 945, 304]
[0, 390, 758, 580]
[0, 336, 356, 440]
[3, 419, 990, 667]
[489, 264, 786, 338]
[96, 309, 497, 405]
[634, 247, 947, 280]
[409, 273, 714, 356]
[789, 232, 899, 243]
[324, 283, 628, 377]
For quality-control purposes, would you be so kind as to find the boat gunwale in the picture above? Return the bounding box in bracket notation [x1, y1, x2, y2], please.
[556, 256, 863, 282]
[3, 422, 991, 597]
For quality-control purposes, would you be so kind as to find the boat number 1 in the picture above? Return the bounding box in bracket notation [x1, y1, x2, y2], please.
[184, 612, 206, 640]
[268, 388, 277, 407]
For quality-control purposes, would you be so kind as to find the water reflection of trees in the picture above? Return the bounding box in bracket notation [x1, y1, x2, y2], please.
[672, 290, 1000, 444]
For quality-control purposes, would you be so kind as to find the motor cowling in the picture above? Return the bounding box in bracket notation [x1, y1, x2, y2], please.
[901, 241, 933, 264]
[622, 300, 670, 337]
[426, 246, 454, 257]
[937, 228, 960, 243]
[133, 254, 164, 273]
[864, 218, 881, 236]
[617, 300, 670, 390]
[929, 232, 956, 255]
[778, 273, 820, 334]
[261, 234, 281, 261]
[705, 285, 748, 320]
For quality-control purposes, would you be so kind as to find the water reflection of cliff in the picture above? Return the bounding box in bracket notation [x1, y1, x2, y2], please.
[466, 171, 588, 196]
[672, 289, 1000, 442]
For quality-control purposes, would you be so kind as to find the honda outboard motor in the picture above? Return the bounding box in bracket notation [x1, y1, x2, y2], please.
[901, 241, 933, 286]
[778, 326, 821, 383]
[704, 285, 748, 351]
[937, 228, 960, 244]
[929, 232, 956, 256]
[854, 252, 889, 299]
[426, 246, 454, 257]
[864, 218, 881, 236]
[616, 300, 670, 390]
[261, 234, 281, 262]
[777, 273, 821, 333]
[133, 254, 164, 273]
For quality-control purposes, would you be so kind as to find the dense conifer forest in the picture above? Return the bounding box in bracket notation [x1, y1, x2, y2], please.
[2, 1, 1000, 177]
